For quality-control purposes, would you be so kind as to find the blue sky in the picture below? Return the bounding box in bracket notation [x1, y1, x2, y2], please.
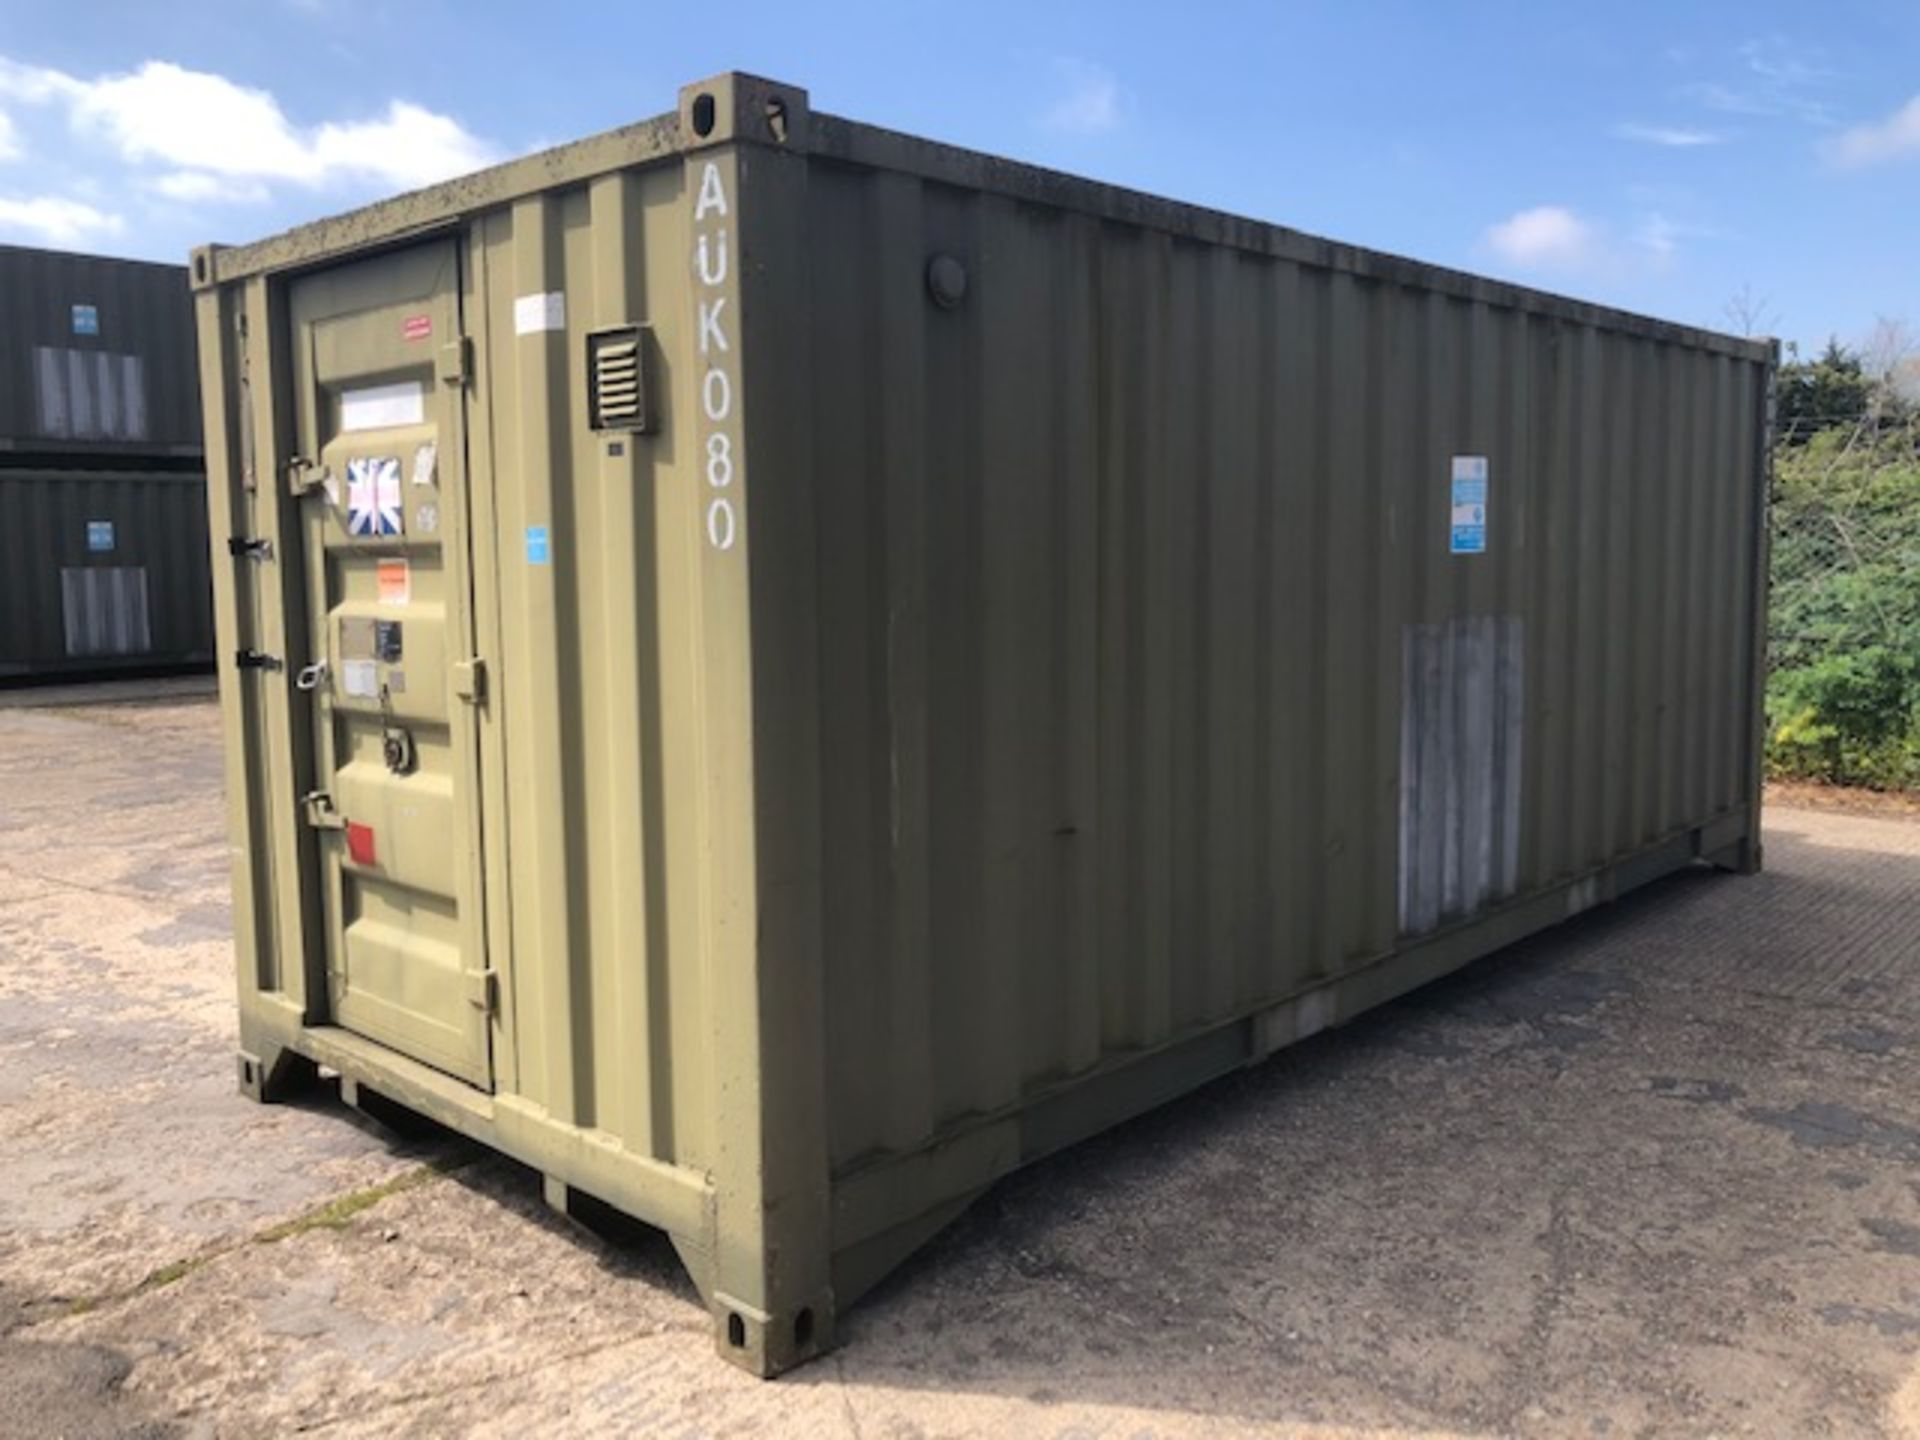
[0, 0, 1915, 353]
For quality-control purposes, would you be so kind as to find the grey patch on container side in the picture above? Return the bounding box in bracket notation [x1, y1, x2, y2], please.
[1398, 615, 1524, 936]
[1563, 875, 1601, 918]
[33, 346, 148, 442]
[60, 567, 152, 658]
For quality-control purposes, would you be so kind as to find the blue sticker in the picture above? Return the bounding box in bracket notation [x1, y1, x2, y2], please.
[86, 520, 115, 553]
[71, 304, 99, 336]
[1449, 456, 1489, 555]
[525, 525, 551, 564]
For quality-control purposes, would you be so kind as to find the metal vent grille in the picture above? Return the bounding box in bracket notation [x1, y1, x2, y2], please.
[61, 566, 153, 657]
[587, 326, 653, 432]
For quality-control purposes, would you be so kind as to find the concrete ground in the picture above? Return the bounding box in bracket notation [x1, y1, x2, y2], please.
[3, 691, 1920, 1439]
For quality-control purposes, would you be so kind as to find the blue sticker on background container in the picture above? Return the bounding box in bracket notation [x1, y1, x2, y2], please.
[86, 520, 114, 552]
[1450, 455, 1488, 555]
[525, 525, 551, 564]
[71, 304, 99, 336]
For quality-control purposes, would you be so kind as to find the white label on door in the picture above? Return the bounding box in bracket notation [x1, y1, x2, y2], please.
[341, 382, 425, 432]
[514, 291, 566, 335]
[342, 658, 379, 698]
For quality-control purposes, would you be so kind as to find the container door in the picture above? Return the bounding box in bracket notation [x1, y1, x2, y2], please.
[287, 241, 492, 1090]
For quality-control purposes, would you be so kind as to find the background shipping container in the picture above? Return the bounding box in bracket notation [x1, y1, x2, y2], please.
[0, 467, 214, 677]
[199, 74, 1773, 1376]
[0, 245, 204, 461]
[0, 245, 210, 679]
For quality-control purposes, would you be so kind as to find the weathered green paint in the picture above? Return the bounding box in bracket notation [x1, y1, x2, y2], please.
[201, 72, 1772, 1378]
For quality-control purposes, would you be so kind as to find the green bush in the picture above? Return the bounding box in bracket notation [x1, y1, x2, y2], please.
[1766, 402, 1920, 791]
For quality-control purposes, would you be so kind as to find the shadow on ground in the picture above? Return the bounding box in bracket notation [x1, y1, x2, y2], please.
[795, 822, 1920, 1436]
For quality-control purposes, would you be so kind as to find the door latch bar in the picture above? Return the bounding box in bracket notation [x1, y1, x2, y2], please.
[451, 658, 487, 704]
[463, 967, 498, 1014]
[287, 457, 330, 498]
[300, 790, 347, 831]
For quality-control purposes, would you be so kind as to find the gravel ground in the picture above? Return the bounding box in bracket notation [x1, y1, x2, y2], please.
[3, 688, 1919, 1438]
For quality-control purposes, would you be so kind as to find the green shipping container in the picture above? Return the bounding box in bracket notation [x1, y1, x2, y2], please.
[0, 466, 214, 678]
[198, 73, 1773, 1376]
[0, 245, 204, 462]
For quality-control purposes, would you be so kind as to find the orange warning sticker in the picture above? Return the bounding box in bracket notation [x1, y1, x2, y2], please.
[377, 558, 410, 606]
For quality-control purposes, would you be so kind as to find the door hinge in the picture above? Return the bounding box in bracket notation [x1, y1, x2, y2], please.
[463, 967, 499, 1014]
[287, 457, 330, 498]
[234, 648, 283, 672]
[300, 790, 347, 831]
[227, 535, 273, 561]
[451, 657, 488, 704]
[437, 336, 473, 387]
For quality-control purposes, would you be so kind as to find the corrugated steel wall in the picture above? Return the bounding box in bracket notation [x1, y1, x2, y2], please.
[782, 159, 1767, 1175]
[0, 468, 214, 674]
[0, 245, 202, 458]
[465, 168, 726, 1176]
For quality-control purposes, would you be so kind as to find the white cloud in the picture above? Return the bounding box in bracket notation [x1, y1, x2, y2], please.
[1738, 37, 1831, 89]
[1635, 212, 1680, 258]
[148, 171, 272, 205]
[0, 110, 17, 162]
[0, 194, 123, 244]
[0, 56, 496, 192]
[1682, 80, 1773, 117]
[308, 102, 495, 187]
[1677, 38, 1835, 126]
[0, 57, 80, 105]
[1826, 95, 1920, 168]
[1614, 122, 1725, 148]
[1042, 59, 1122, 136]
[1484, 206, 1596, 269]
[1483, 205, 1695, 277]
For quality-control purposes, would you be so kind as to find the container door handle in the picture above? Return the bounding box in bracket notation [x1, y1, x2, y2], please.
[301, 791, 347, 831]
[294, 660, 330, 692]
[287, 457, 330, 498]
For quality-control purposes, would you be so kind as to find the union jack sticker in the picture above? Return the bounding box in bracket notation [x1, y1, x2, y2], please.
[345, 456, 404, 537]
